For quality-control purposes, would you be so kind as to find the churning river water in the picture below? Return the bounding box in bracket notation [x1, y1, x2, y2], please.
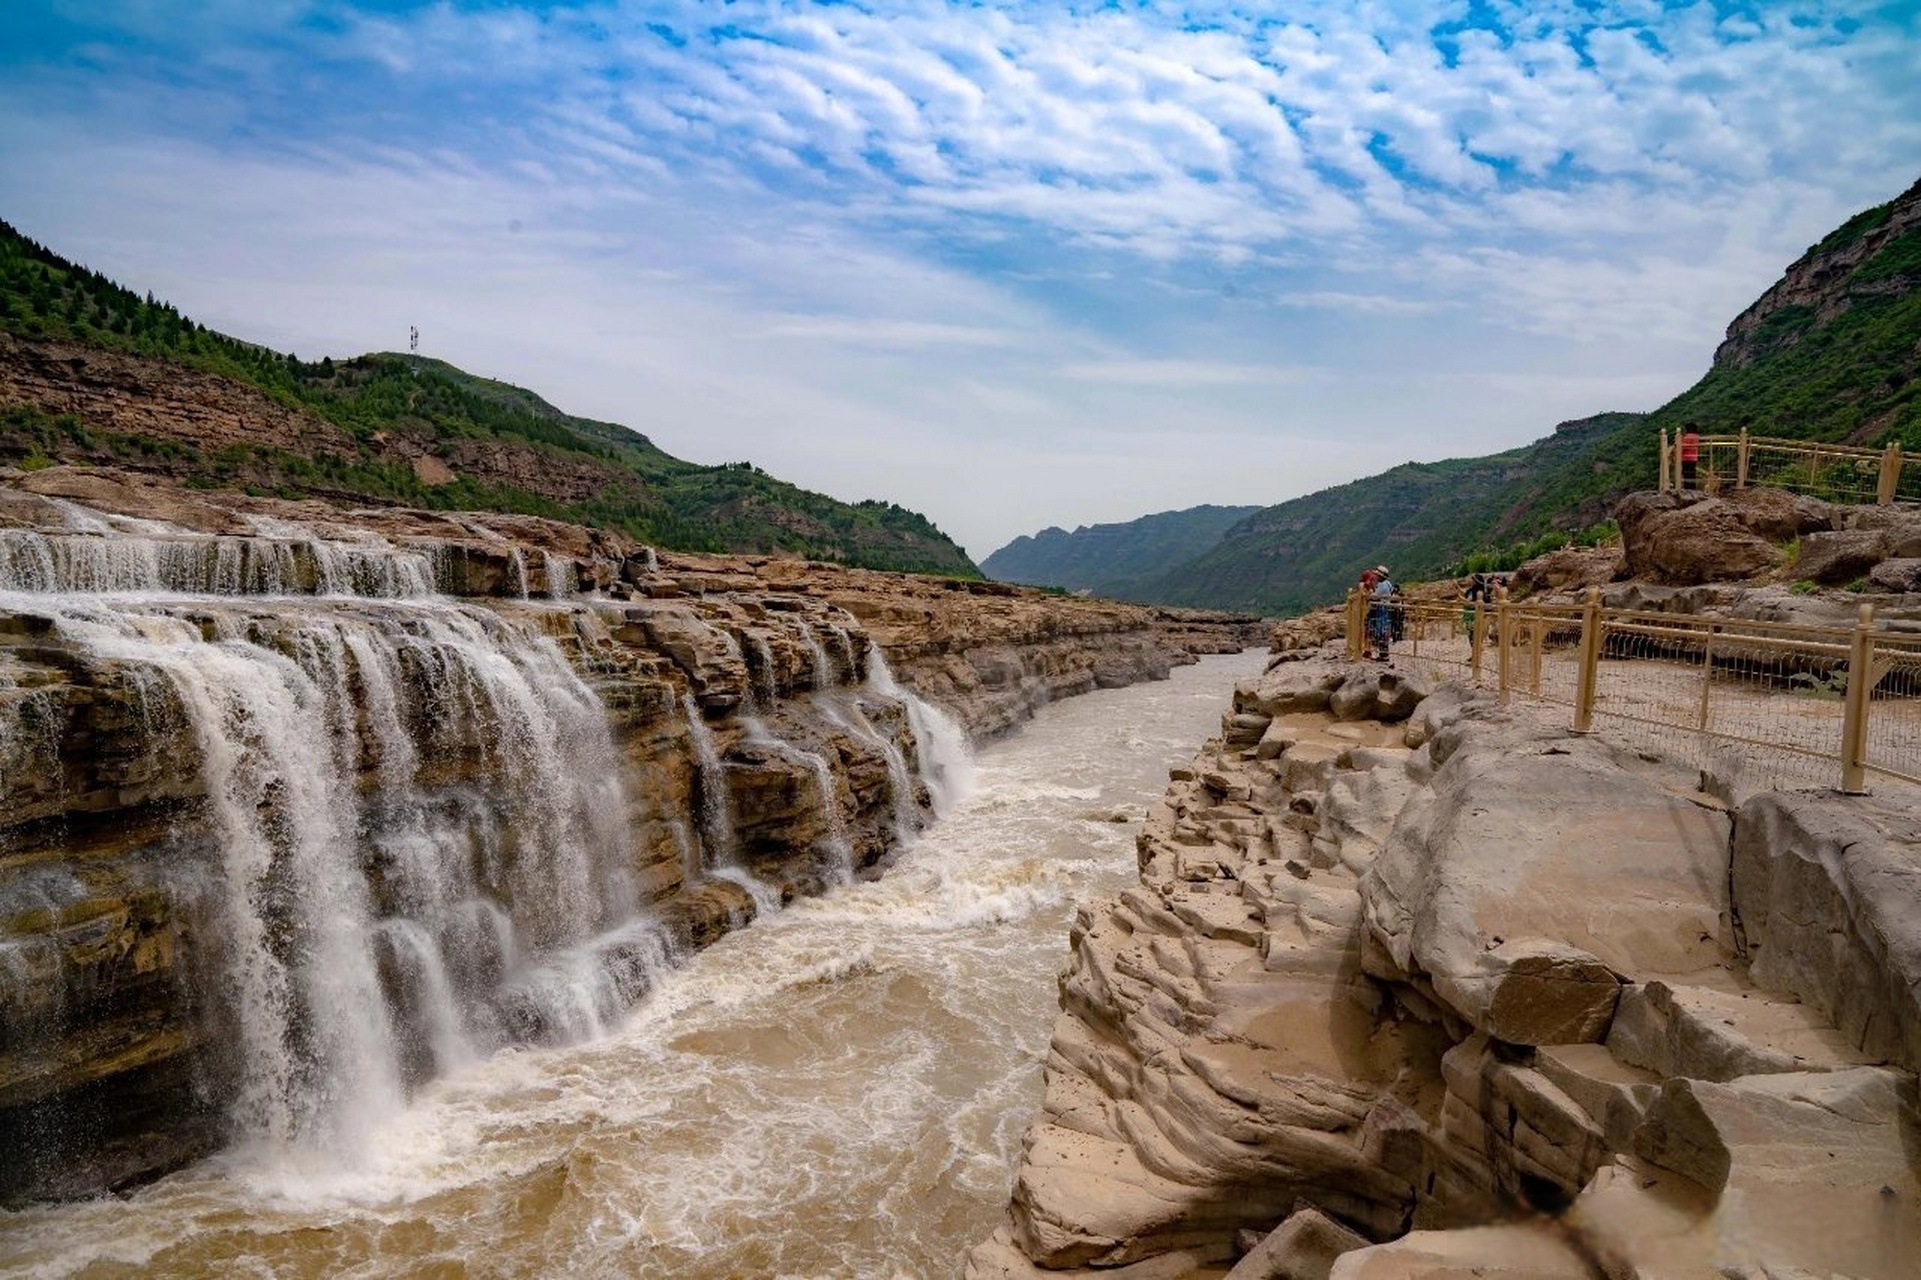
[0, 650, 1265, 1280]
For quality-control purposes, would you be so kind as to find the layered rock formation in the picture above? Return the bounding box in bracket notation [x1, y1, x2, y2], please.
[972, 649, 1921, 1277]
[0, 468, 1260, 1205]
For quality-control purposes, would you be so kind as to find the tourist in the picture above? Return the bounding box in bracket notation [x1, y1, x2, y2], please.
[1463, 571, 1488, 634]
[1367, 565, 1395, 661]
[1679, 423, 1701, 489]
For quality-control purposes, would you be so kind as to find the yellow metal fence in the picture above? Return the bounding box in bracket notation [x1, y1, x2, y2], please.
[1348, 589, 1921, 792]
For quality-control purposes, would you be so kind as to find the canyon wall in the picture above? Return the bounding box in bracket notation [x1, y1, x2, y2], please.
[971, 650, 1921, 1277]
[0, 466, 1260, 1205]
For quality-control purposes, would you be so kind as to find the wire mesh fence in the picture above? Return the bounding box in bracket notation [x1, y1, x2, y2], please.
[1350, 590, 1920, 793]
[1588, 611, 1850, 790]
[1664, 430, 1915, 505]
[1865, 630, 1921, 787]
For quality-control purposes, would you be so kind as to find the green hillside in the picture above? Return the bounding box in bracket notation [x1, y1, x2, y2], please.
[0, 221, 978, 576]
[1134, 176, 1921, 614]
[981, 504, 1260, 597]
[1143, 414, 1639, 613]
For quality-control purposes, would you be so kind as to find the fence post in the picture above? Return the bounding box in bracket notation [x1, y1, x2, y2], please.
[1529, 614, 1544, 696]
[1573, 587, 1601, 733]
[1495, 586, 1512, 705]
[1697, 632, 1715, 731]
[1659, 428, 1671, 493]
[1737, 427, 1750, 489]
[1346, 590, 1363, 662]
[1839, 602, 1875, 794]
[1878, 443, 1902, 505]
[1470, 601, 1486, 685]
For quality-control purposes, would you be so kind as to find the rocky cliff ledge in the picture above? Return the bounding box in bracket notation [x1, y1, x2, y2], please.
[969, 654, 1921, 1277]
[0, 466, 1259, 1205]
[0, 467, 1264, 741]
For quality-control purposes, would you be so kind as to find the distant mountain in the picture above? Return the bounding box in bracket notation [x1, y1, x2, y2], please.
[1139, 413, 1641, 613]
[1004, 176, 1921, 615]
[981, 504, 1260, 597]
[0, 221, 978, 576]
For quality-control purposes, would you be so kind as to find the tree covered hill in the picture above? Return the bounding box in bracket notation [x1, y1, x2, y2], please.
[989, 176, 1921, 615]
[0, 221, 979, 576]
[981, 504, 1260, 597]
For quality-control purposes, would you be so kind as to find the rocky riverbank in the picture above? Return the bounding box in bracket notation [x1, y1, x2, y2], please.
[0, 467, 1260, 1205]
[969, 649, 1921, 1277]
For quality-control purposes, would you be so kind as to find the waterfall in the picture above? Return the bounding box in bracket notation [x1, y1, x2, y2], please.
[668, 819, 700, 885]
[540, 551, 577, 599]
[867, 645, 975, 816]
[1, 592, 660, 1162]
[741, 716, 855, 883]
[829, 624, 858, 677]
[799, 622, 836, 690]
[682, 694, 740, 870]
[0, 530, 440, 597]
[0, 507, 443, 598]
[746, 633, 779, 711]
[843, 698, 920, 847]
[507, 548, 531, 599]
[800, 749, 854, 882]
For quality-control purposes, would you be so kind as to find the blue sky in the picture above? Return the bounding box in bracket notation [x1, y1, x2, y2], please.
[2, 1, 1918, 557]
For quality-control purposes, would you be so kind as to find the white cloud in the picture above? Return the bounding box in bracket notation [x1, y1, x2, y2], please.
[0, 0, 1916, 559]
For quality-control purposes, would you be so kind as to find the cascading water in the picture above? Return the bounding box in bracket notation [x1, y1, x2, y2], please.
[507, 548, 531, 599]
[0, 650, 1265, 1277]
[843, 698, 921, 847]
[540, 551, 577, 599]
[736, 713, 856, 885]
[0, 528, 437, 597]
[799, 622, 835, 690]
[745, 633, 778, 711]
[868, 643, 975, 815]
[0, 524, 674, 1168]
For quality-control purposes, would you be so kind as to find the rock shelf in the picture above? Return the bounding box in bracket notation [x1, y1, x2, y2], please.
[970, 651, 1921, 1278]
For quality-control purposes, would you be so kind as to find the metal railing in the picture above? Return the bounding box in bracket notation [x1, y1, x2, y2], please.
[1346, 588, 1921, 793]
[1658, 427, 1912, 505]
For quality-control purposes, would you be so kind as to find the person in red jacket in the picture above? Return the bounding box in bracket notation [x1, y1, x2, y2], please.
[1679, 424, 1701, 489]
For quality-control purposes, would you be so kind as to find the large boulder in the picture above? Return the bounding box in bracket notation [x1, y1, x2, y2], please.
[1615, 491, 1783, 585]
[1729, 791, 1921, 1072]
[1717, 484, 1835, 542]
[1575, 1067, 1921, 1278]
[1226, 1205, 1369, 1280]
[1509, 544, 1620, 597]
[1869, 557, 1921, 592]
[1793, 527, 1890, 584]
[1328, 669, 1431, 724]
[1361, 727, 1731, 1045]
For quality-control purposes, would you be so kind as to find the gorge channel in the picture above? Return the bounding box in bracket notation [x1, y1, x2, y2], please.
[1, 619, 1260, 1275]
[0, 475, 1266, 1275]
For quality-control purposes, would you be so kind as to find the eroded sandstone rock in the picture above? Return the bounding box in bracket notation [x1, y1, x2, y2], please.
[1360, 729, 1731, 1047]
[1730, 791, 1921, 1072]
[975, 637, 1921, 1278]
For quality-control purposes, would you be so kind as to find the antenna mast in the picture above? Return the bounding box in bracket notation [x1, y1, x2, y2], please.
[409, 325, 420, 376]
